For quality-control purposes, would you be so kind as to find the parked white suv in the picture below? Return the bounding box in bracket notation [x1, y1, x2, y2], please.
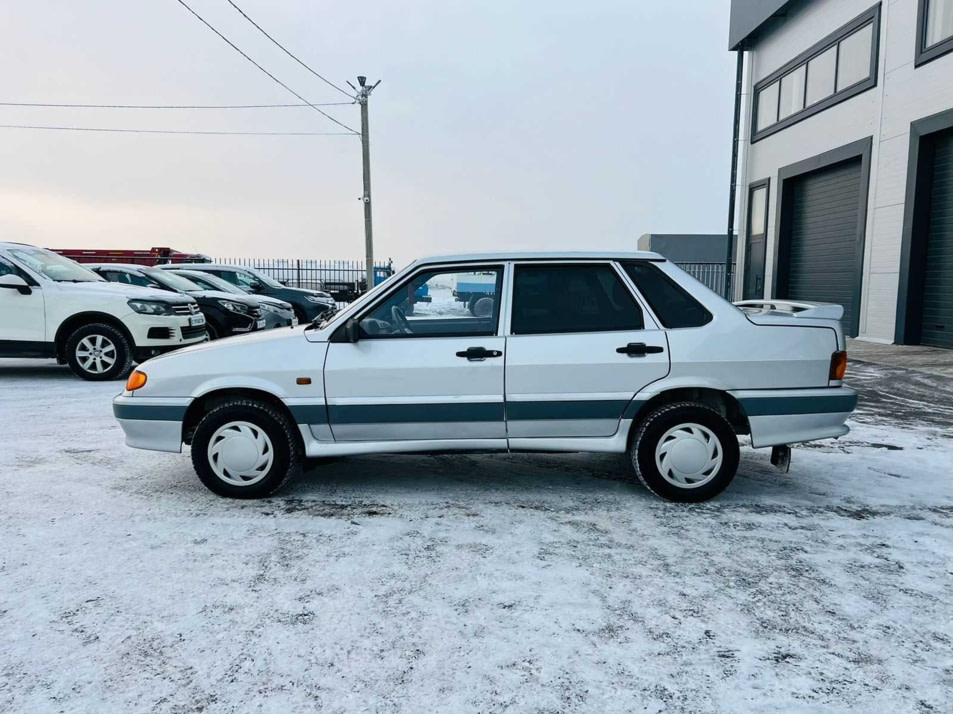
[0, 242, 207, 380]
[113, 252, 857, 502]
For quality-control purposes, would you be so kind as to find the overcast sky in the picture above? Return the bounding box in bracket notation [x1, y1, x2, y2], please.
[0, 0, 735, 266]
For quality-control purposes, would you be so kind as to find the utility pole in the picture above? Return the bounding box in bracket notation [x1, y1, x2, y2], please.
[350, 76, 380, 294]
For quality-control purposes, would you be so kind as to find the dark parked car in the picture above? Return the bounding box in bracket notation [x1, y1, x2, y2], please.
[169, 269, 297, 329]
[160, 263, 336, 323]
[89, 264, 264, 340]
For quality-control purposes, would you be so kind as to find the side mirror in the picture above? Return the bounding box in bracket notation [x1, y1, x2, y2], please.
[0, 274, 32, 295]
[250, 280, 264, 293]
[345, 318, 361, 343]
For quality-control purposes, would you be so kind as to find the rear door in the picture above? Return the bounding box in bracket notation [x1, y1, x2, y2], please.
[504, 262, 669, 439]
[323, 264, 508, 443]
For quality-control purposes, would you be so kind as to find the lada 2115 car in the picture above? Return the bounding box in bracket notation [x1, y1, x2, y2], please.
[113, 252, 857, 502]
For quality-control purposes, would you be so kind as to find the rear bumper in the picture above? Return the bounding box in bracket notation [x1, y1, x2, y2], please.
[113, 395, 190, 453]
[730, 387, 858, 448]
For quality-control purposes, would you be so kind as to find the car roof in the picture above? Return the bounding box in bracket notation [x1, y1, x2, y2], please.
[86, 263, 155, 271]
[0, 241, 44, 250]
[159, 263, 242, 270]
[412, 251, 665, 265]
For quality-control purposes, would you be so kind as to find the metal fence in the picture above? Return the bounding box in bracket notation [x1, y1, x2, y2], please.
[674, 262, 733, 296]
[174, 256, 733, 305]
[214, 258, 393, 305]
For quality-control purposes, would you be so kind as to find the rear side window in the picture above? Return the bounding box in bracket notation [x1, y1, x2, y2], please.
[620, 262, 712, 329]
[511, 264, 644, 335]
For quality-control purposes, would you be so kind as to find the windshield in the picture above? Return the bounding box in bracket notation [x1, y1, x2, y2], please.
[177, 271, 244, 294]
[143, 268, 202, 293]
[240, 266, 283, 289]
[8, 247, 104, 283]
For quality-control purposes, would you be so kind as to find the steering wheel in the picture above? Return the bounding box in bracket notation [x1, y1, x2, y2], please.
[390, 305, 412, 334]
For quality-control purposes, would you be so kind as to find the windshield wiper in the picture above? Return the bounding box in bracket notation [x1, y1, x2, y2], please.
[306, 306, 339, 331]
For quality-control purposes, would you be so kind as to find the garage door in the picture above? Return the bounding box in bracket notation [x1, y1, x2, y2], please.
[784, 158, 864, 336]
[920, 130, 953, 349]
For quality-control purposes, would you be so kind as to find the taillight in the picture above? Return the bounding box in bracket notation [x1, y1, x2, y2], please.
[829, 351, 847, 381]
[125, 370, 147, 391]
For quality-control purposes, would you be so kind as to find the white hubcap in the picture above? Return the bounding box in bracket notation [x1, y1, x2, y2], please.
[208, 421, 274, 486]
[75, 334, 117, 374]
[655, 423, 723, 489]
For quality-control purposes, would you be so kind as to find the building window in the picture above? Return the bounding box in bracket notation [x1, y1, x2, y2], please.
[916, 0, 953, 66]
[752, 5, 880, 143]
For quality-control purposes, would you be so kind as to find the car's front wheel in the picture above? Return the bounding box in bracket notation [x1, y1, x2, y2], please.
[65, 323, 133, 381]
[191, 398, 301, 498]
[630, 402, 740, 503]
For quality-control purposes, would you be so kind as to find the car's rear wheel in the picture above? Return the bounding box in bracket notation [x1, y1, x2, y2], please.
[65, 323, 132, 381]
[191, 398, 301, 498]
[630, 402, 739, 502]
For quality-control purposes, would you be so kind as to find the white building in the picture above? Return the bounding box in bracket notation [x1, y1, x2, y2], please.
[730, 0, 953, 348]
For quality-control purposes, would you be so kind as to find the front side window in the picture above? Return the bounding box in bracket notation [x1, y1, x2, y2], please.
[358, 266, 503, 338]
[113, 271, 154, 288]
[510, 264, 643, 335]
[752, 6, 879, 141]
[918, 0, 953, 65]
[621, 262, 712, 329]
[232, 271, 263, 291]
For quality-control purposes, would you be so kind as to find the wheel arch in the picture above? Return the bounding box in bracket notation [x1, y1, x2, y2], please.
[182, 387, 301, 447]
[627, 387, 750, 441]
[54, 312, 135, 361]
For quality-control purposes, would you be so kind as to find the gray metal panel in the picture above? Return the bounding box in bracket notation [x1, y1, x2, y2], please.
[729, 0, 796, 49]
[785, 159, 864, 337]
[921, 130, 953, 348]
[637, 234, 730, 263]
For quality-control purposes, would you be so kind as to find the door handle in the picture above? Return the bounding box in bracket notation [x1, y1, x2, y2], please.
[616, 342, 664, 356]
[456, 346, 503, 361]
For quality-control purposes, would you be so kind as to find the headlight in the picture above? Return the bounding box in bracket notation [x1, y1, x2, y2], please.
[128, 300, 175, 316]
[305, 294, 334, 303]
[218, 299, 250, 314]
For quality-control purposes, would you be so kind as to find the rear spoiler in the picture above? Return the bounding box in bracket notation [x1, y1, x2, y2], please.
[733, 300, 844, 320]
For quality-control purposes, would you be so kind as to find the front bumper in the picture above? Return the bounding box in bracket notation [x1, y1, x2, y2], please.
[126, 314, 207, 349]
[730, 387, 858, 448]
[113, 395, 191, 453]
[262, 310, 296, 329]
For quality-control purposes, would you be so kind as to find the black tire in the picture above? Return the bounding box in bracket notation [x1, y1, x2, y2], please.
[64, 323, 133, 381]
[205, 320, 221, 340]
[630, 402, 740, 503]
[292, 307, 308, 325]
[190, 398, 301, 499]
[467, 295, 479, 315]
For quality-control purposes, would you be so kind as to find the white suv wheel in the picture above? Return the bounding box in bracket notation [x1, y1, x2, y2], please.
[207, 421, 274, 487]
[75, 334, 117, 374]
[654, 422, 723, 489]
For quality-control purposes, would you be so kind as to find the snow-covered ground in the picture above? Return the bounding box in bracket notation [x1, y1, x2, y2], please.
[1, 358, 952, 713]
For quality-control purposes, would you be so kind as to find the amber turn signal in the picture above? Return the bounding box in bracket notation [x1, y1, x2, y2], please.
[829, 351, 847, 381]
[125, 370, 148, 391]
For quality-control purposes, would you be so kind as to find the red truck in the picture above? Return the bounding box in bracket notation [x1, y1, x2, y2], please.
[52, 247, 211, 266]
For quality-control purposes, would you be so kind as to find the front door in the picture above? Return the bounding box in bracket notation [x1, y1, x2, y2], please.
[0, 257, 46, 353]
[324, 265, 507, 442]
[504, 263, 669, 439]
[743, 181, 769, 300]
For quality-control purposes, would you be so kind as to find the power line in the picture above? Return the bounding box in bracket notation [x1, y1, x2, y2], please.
[0, 123, 354, 136]
[174, 0, 358, 134]
[224, 0, 353, 100]
[0, 101, 353, 110]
